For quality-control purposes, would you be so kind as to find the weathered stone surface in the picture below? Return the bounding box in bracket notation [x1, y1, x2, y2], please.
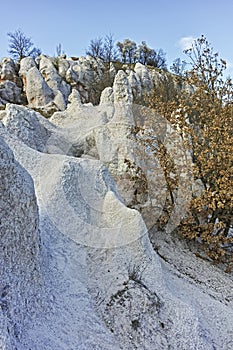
[2, 104, 73, 155]
[74, 55, 105, 84]
[1, 54, 233, 350]
[2, 121, 232, 349]
[0, 135, 42, 349]
[48, 154, 233, 349]
[48, 72, 184, 215]
[100, 86, 114, 105]
[0, 58, 22, 92]
[113, 70, 133, 104]
[2, 104, 52, 151]
[39, 55, 70, 107]
[0, 80, 22, 103]
[24, 66, 55, 107]
[19, 57, 37, 78]
[60, 56, 106, 102]
[134, 62, 153, 93]
[68, 88, 82, 104]
[128, 69, 142, 100]
[0, 126, 124, 349]
[0, 110, 6, 120]
[19, 56, 66, 113]
[57, 57, 70, 79]
[65, 65, 79, 85]
[0, 58, 18, 82]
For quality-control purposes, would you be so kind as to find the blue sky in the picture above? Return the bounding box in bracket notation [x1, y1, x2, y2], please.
[1, 0, 233, 75]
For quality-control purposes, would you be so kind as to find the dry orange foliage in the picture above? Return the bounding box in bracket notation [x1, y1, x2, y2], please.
[145, 36, 233, 267]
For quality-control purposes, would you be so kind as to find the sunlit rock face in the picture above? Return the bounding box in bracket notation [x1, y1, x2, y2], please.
[0, 58, 22, 105]
[0, 54, 233, 350]
[0, 135, 42, 349]
[0, 119, 216, 350]
[0, 58, 20, 84]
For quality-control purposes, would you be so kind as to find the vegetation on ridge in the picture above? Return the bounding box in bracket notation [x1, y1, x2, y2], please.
[86, 34, 167, 69]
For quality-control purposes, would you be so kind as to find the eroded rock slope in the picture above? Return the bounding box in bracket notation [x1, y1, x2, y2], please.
[0, 54, 233, 349]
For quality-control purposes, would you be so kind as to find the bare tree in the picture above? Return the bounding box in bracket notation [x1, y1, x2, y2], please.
[147, 49, 167, 69]
[8, 29, 41, 61]
[103, 34, 118, 63]
[86, 34, 118, 63]
[170, 58, 187, 76]
[86, 38, 104, 59]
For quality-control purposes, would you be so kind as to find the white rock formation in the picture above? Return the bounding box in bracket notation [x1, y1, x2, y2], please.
[0, 58, 23, 105]
[39, 55, 71, 107]
[2, 104, 233, 349]
[24, 66, 55, 107]
[100, 86, 114, 105]
[113, 70, 133, 104]
[19, 57, 37, 78]
[57, 56, 70, 80]
[0, 125, 122, 350]
[134, 62, 153, 93]
[0, 81, 22, 104]
[0, 135, 42, 349]
[0, 123, 212, 350]
[0, 58, 19, 84]
[128, 69, 142, 100]
[72, 55, 105, 86]
[2, 104, 66, 153]
[0, 55, 233, 350]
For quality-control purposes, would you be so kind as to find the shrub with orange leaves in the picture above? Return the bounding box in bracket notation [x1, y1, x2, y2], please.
[145, 36, 233, 268]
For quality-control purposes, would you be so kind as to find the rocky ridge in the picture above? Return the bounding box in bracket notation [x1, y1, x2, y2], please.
[0, 54, 233, 349]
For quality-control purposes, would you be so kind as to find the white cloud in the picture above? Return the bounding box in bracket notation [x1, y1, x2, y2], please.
[225, 59, 233, 78]
[225, 59, 233, 69]
[177, 36, 196, 51]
